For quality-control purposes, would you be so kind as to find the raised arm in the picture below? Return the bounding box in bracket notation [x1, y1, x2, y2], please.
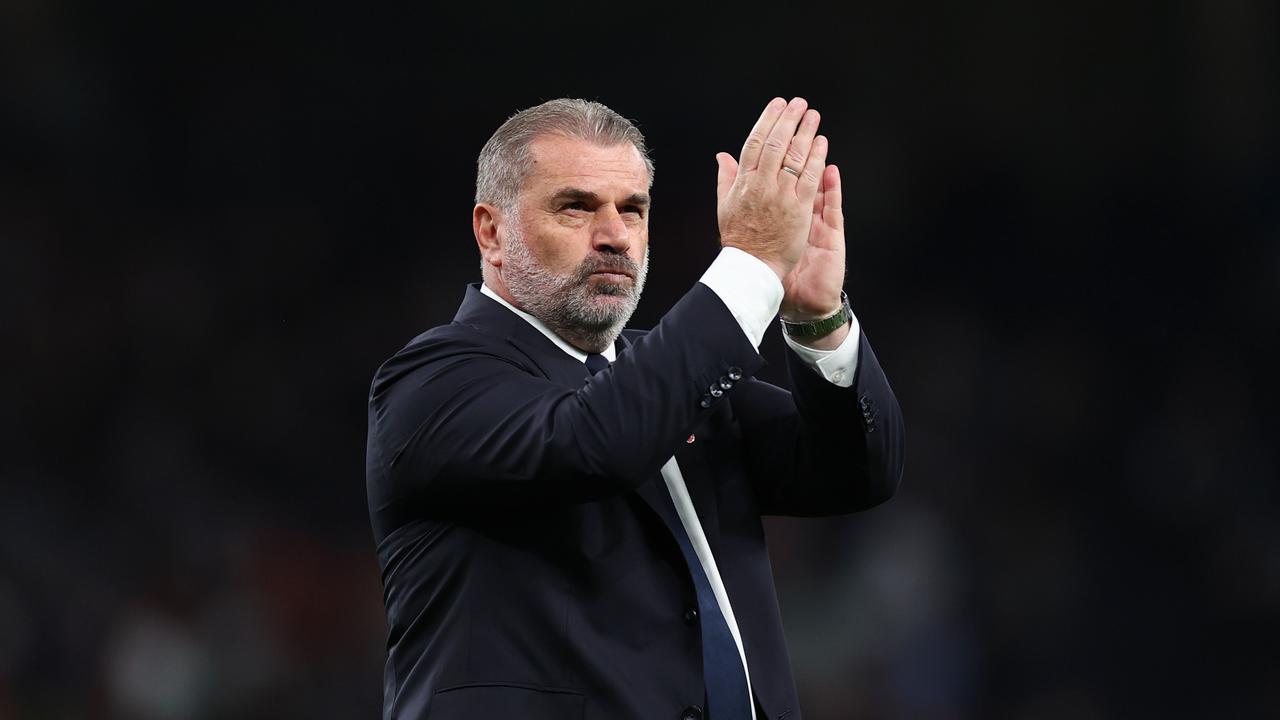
[715, 98, 905, 515]
[366, 283, 765, 531]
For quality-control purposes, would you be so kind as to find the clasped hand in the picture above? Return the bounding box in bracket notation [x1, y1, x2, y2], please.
[716, 97, 847, 326]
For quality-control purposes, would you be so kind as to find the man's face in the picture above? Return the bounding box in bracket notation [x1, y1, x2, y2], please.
[499, 135, 651, 343]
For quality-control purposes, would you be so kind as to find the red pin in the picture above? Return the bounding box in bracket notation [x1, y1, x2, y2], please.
[686, 434, 696, 444]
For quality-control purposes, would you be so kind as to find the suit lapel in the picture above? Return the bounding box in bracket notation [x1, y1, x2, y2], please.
[506, 334, 591, 387]
[451, 284, 591, 387]
[674, 438, 721, 540]
[615, 333, 722, 543]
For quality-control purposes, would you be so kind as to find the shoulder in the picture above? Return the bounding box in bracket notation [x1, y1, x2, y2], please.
[370, 321, 525, 401]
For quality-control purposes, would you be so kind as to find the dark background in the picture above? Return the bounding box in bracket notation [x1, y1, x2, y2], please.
[3, 1, 1278, 717]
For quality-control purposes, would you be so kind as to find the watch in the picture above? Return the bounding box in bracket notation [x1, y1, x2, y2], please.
[779, 291, 852, 339]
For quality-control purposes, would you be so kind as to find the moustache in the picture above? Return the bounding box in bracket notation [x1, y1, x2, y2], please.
[576, 254, 639, 280]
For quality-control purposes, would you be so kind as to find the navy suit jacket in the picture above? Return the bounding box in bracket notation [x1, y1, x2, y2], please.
[365, 282, 905, 720]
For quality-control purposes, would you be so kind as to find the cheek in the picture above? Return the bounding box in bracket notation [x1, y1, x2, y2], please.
[630, 233, 649, 266]
[527, 229, 590, 272]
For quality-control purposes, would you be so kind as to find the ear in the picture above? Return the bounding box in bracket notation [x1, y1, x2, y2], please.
[473, 203, 504, 269]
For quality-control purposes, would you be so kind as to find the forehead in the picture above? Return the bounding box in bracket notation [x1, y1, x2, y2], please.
[522, 135, 649, 197]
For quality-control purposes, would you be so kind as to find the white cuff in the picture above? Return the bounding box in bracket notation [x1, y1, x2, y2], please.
[697, 247, 784, 350]
[783, 315, 862, 387]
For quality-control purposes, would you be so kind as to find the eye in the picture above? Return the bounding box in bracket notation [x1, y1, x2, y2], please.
[622, 205, 645, 217]
[560, 201, 588, 212]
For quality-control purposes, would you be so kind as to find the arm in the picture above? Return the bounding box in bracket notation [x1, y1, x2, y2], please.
[715, 98, 904, 515]
[733, 330, 905, 517]
[366, 283, 765, 522]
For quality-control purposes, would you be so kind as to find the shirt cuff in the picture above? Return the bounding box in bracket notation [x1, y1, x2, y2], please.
[783, 314, 862, 387]
[697, 247, 784, 350]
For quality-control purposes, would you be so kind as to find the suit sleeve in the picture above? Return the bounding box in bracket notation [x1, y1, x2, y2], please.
[366, 284, 766, 529]
[731, 329, 905, 517]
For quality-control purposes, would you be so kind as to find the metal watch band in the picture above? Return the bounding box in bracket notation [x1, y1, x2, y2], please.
[779, 291, 851, 339]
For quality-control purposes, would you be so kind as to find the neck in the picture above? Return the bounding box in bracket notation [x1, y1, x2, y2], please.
[485, 271, 625, 354]
[479, 280, 621, 356]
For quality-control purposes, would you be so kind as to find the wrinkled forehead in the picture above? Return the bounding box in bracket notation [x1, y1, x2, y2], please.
[522, 135, 651, 198]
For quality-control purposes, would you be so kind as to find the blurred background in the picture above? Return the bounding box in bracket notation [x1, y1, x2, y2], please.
[2, 1, 1277, 717]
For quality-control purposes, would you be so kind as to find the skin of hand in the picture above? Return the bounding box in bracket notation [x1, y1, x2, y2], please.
[716, 97, 850, 350]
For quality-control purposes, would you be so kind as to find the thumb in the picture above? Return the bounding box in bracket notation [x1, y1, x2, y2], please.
[715, 152, 738, 202]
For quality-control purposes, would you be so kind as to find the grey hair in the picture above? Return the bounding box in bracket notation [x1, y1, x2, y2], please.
[475, 98, 655, 213]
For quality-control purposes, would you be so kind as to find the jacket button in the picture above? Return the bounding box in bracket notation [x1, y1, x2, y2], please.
[709, 383, 724, 398]
[727, 367, 742, 381]
[684, 607, 699, 625]
[718, 376, 732, 390]
[681, 706, 704, 720]
[699, 395, 712, 408]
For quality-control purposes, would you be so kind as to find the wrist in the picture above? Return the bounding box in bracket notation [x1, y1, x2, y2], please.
[779, 290, 851, 341]
[779, 297, 843, 323]
[720, 241, 790, 282]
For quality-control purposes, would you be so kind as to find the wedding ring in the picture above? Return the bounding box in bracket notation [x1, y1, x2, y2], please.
[781, 166, 801, 177]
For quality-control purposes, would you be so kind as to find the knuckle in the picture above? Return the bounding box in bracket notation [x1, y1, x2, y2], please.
[763, 137, 788, 153]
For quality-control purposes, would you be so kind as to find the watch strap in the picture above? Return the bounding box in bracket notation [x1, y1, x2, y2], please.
[779, 291, 852, 339]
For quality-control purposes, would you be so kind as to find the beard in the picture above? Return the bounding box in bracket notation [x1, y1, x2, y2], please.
[501, 223, 649, 352]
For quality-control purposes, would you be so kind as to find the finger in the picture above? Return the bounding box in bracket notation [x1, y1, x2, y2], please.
[821, 164, 843, 231]
[758, 97, 809, 175]
[778, 109, 820, 189]
[795, 134, 829, 201]
[716, 152, 739, 202]
[812, 167, 826, 216]
[738, 97, 787, 172]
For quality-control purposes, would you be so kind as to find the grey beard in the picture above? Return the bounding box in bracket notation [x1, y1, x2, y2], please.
[501, 225, 649, 353]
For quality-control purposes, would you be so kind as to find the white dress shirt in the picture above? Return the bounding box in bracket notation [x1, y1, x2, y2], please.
[481, 247, 861, 717]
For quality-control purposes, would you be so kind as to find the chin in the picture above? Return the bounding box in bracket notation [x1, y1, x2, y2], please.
[574, 292, 633, 324]
[586, 280, 631, 298]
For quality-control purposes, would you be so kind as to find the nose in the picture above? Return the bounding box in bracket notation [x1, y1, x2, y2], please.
[591, 204, 631, 254]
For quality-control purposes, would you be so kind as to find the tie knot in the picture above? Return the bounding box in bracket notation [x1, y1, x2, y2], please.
[584, 353, 609, 375]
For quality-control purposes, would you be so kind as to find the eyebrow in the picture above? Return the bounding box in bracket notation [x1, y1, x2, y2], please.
[550, 187, 651, 209]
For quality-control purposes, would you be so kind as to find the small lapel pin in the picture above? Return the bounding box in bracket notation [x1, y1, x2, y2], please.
[686, 434, 696, 444]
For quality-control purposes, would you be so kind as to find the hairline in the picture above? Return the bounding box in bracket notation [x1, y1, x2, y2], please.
[474, 99, 655, 216]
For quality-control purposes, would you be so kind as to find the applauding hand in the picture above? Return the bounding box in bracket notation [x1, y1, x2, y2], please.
[716, 97, 850, 348]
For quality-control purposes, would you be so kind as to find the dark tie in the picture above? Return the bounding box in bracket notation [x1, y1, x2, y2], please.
[584, 353, 610, 376]
[583, 352, 752, 719]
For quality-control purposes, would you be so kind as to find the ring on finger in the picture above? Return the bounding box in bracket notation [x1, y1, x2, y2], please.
[781, 166, 802, 177]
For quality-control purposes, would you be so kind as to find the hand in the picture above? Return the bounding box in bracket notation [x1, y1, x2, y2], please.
[715, 97, 830, 281]
[780, 163, 846, 323]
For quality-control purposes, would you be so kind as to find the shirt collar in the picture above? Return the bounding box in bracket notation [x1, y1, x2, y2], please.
[480, 283, 617, 363]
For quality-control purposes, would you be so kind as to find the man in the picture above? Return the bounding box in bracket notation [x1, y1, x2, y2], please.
[366, 97, 904, 720]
